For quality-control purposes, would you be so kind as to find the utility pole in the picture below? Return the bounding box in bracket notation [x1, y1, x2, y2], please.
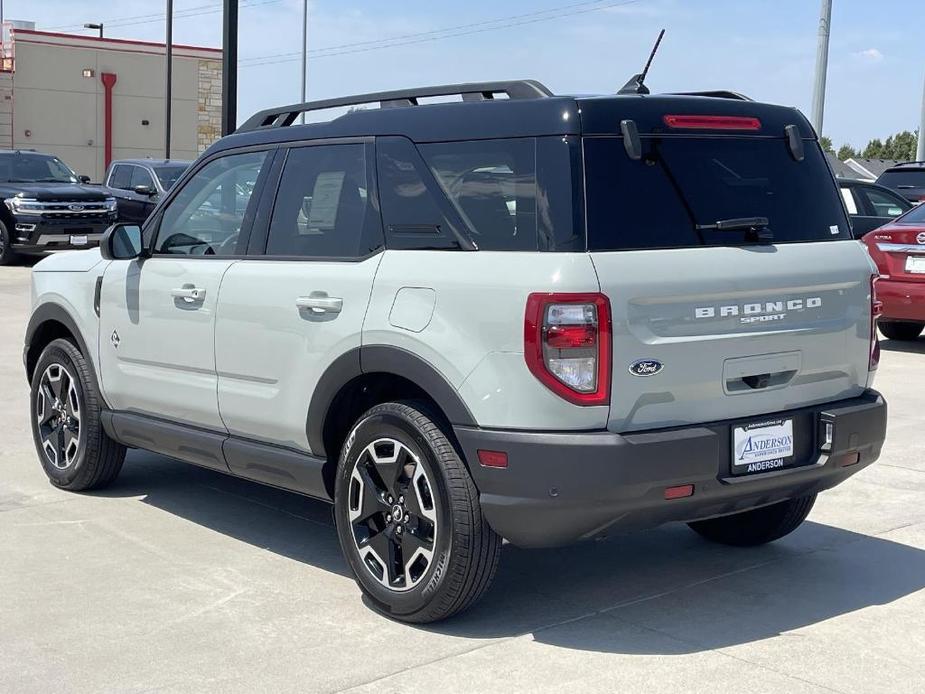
[222, 0, 238, 135]
[300, 0, 308, 123]
[917, 72, 925, 161]
[165, 0, 173, 158]
[810, 0, 832, 136]
[84, 22, 104, 39]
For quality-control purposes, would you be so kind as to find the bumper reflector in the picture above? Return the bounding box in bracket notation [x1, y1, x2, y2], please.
[664, 484, 694, 500]
[836, 452, 860, 467]
[477, 449, 508, 469]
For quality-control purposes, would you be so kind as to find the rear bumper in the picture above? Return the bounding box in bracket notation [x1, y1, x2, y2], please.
[455, 391, 887, 548]
[878, 278, 925, 322]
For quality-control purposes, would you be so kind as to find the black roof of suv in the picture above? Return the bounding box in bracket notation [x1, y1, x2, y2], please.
[213, 79, 816, 154]
[876, 161, 925, 203]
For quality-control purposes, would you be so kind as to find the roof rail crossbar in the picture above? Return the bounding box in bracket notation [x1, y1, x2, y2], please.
[668, 90, 753, 101]
[237, 80, 553, 132]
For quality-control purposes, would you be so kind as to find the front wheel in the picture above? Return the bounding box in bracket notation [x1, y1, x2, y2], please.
[30, 338, 126, 491]
[0, 220, 19, 266]
[687, 494, 816, 546]
[879, 320, 924, 342]
[334, 401, 501, 623]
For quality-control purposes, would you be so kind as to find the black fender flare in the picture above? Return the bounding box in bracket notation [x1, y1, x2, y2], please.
[306, 345, 477, 457]
[24, 302, 95, 382]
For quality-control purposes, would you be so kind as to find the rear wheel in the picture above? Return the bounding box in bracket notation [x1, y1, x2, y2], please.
[687, 494, 816, 546]
[0, 220, 19, 266]
[334, 401, 501, 623]
[879, 320, 924, 341]
[30, 338, 126, 491]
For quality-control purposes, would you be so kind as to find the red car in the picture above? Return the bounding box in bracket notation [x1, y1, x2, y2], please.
[862, 203, 925, 341]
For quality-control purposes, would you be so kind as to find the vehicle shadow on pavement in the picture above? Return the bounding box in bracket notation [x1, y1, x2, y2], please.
[96, 450, 925, 654]
[880, 337, 925, 355]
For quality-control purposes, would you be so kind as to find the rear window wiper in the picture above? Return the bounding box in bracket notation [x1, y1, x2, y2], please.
[696, 217, 773, 241]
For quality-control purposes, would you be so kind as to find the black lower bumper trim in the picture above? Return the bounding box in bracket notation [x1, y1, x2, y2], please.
[454, 391, 887, 548]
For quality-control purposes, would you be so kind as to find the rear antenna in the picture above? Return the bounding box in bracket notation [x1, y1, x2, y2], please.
[618, 29, 665, 95]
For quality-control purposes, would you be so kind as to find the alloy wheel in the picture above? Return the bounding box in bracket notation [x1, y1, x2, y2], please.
[348, 438, 439, 592]
[36, 363, 82, 469]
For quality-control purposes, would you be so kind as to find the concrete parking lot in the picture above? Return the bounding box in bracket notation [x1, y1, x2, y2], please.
[1, 264, 924, 694]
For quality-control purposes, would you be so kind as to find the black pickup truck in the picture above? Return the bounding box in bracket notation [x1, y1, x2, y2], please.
[100, 158, 190, 225]
[0, 150, 117, 265]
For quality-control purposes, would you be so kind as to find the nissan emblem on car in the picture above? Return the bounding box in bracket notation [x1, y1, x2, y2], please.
[629, 359, 664, 377]
[917, 231, 925, 245]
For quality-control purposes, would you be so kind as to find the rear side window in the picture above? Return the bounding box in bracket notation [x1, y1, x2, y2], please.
[266, 144, 382, 258]
[584, 137, 851, 250]
[417, 137, 583, 252]
[109, 165, 132, 190]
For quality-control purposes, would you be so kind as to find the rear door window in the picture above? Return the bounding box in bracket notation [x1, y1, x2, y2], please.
[109, 165, 132, 190]
[856, 186, 909, 218]
[584, 136, 851, 250]
[130, 166, 156, 190]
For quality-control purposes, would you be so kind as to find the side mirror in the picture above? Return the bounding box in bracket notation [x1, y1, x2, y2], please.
[133, 184, 156, 197]
[100, 224, 144, 260]
[78, 175, 92, 184]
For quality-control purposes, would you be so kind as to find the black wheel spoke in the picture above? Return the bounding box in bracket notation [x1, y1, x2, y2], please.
[362, 527, 402, 585]
[353, 464, 388, 524]
[54, 424, 66, 460]
[400, 523, 434, 555]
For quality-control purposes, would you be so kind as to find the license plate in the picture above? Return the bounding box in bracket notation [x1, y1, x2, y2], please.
[70, 235, 88, 246]
[906, 256, 925, 274]
[732, 418, 794, 475]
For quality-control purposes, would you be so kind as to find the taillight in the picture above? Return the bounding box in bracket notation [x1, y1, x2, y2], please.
[662, 114, 762, 130]
[869, 275, 882, 371]
[524, 292, 611, 406]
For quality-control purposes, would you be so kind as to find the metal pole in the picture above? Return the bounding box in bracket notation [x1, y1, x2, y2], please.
[810, 0, 832, 135]
[222, 0, 238, 135]
[300, 0, 307, 123]
[917, 72, 925, 161]
[98, 23, 104, 39]
[165, 0, 173, 158]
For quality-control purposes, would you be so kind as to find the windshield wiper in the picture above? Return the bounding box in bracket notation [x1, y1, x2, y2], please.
[696, 216, 773, 241]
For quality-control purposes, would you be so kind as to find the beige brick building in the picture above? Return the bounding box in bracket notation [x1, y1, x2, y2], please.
[0, 24, 222, 180]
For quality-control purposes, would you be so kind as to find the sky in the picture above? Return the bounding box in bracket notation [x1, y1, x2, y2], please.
[7, 0, 924, 149]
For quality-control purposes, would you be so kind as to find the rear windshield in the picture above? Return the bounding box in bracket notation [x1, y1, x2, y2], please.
[896, 203, 925, 225]
[154, 165, 188, 190]
[584, 136, 851, 250]
[877, 170, 925, 188]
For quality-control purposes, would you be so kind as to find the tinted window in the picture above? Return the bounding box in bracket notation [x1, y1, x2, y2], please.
[265, 144, 381, 258]
[858, 187, 910, 217]
[376, 136, 464, 250]
[584, 137, 851, 250]
[154, 165, 187, 190]
[421, 139, 537, 251]
[896, 203, 925, 225]
[154, 150, 267, 256]
[878, 170, 925, 187]
[109, 165, 132, 189]
[129, 166, 155, 190]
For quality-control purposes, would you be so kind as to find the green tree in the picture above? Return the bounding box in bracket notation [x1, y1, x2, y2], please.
[862, 138, 884, 158]
[837, 144, 858, 161]
[819, 136, 834, 154]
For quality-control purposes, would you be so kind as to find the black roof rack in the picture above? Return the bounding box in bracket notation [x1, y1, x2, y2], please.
[891, 161, 925, 168]
[237, 80, 553, 133]
[668, 90, 752, 101]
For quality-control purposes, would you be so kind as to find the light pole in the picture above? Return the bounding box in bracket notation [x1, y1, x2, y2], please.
[917, 73, 925, 162]
[300, 0, 308, 123]
[810, 0, 832, 136]
[222, 0, 238, 135]
[165, 0, 173, 158]
[84, 22, 104, 39]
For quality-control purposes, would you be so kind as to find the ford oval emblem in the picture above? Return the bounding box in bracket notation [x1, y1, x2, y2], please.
[68, 204, 84, 211]
[628, 359, 664, 377]
[917, 231, 925, 245]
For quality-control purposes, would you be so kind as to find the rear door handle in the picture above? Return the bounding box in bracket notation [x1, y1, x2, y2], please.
[296, 294, 343, 314]
[171, 286, 206, 303]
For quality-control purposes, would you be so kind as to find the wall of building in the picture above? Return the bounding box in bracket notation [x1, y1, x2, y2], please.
[8, 31, 222, 180]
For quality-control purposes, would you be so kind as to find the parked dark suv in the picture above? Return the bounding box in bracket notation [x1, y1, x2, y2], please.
[876, 161, 925, 204]
[102, 159, 190, 224]
[0, 150, 117, 265]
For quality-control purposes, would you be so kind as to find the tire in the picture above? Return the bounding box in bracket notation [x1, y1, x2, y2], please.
[687, 494, 816, 547]
[0, 219, 19, 266]
[334, 401, 501, 623]
[29, 338, 126, 491]
[878, 320, 924, 342]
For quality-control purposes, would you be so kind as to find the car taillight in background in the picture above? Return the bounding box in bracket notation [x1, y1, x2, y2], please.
[524, 292, 612, 406]
[869, 274, 882, 372]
